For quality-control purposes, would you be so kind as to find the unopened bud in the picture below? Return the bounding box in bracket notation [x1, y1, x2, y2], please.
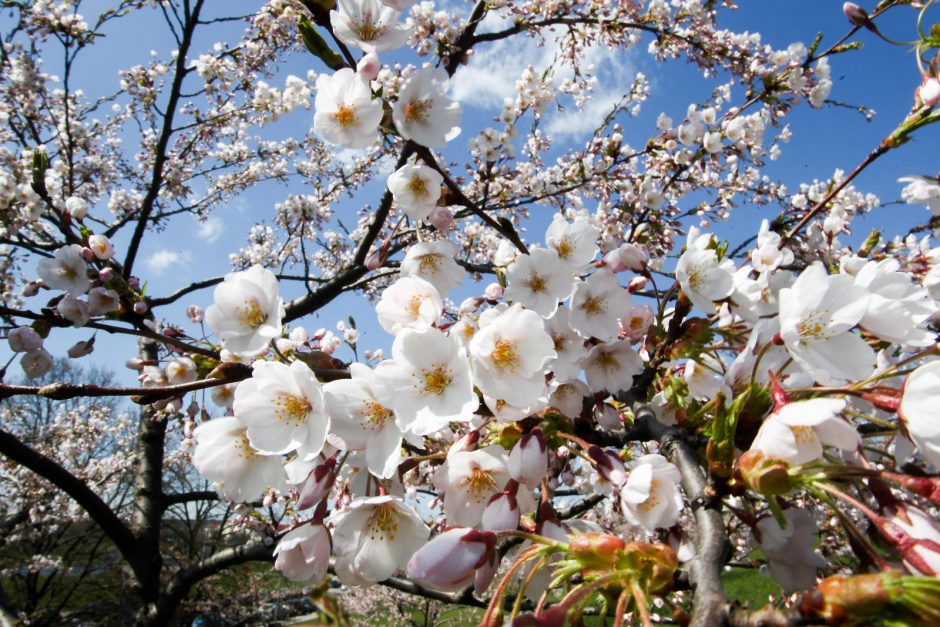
[133, 301, 148, 315]
[802, 574, 892, 624]
[125, 358, 144, 371]
[842, 3, 871, 28]
[407, 528, 496, 592]
[568, 532, 627, 571]
[919, 77, 940, 108]
[428, 206, 455, 231]
[8, 326, 42, 353]
[861, 387, 901, 413]
[628, 275, 648, 292]
[21, 281, 40, 297]
[97, 267, 115, 282]
[356, 51, 381, 81]
[297, 457, 337, 510]
[587, 445, 627, 487]
[734, 449, 793, 496]
[481, 486, 520, 532]
[79, 247, 96, 263]
[65, 196, 88, 219]
[594, 403, 622, 430]
[508, 428, 548, 488]
[483, 282, 503, 300]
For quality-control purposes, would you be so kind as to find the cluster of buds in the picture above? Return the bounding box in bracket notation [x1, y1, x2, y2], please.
[733, 449, 794, 496]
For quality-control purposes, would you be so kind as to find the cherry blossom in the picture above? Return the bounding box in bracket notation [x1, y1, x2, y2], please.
[331, 0, 409, 53]
[36, 245, 90, 295]
[205, 265, 284, 356]
[273, 523, 332, 583]
[504, 247, 575, 317]
[434, 445, 510, 527]
[399, 239, 465, 293]
[375, 276, 443, 335]
[675, 227, 735, 312]
[620, 454, 683, 532]
[754, 509, 827, 593]
[545, 215, 600, 269]
[569, 269, 632, 341]
[391, 67, 461, 148]
[899, 360, 940, 468]
[386, 163, 444, 222]
[314, 68, 383, 149]
[749, 398, 858, 466]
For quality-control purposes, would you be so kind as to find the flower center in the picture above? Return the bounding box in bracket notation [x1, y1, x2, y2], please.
[790, 425, 818, 445]
[61, 264, 78, 280]
[636, 479, 661, 513]
[407, 175, 428, 198]
[552, 333, 566, 353]
[353, 11, 388, 42]
[236, 432, 258, 460]
[419, 363, 452, 395]
[417, 254, 441, 275]
[491, 339, 520, 372]
[335, 105, 357, 129]
[273, 393, 311, 427]
[596, 351, 619, 373]
[581, 296, 605, 317]
[525, 272, 548, 293]
[796, 311, 828, 340]
[236, 297, 268, 329]
[461, 466, 498, 502]
[403, 98, 432, 124]
[556, 236, 573, 260]
[365, 400, 393, 429]
[686, 266, 704, 291]
[366, 503, 399, 541]
[407, 294, 427, 321]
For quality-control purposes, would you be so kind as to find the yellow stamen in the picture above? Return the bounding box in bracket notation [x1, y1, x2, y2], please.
[491, 339, 520, 372]
[236, 297, 267, 329]
[461, 466, 498, 502]
[335, 105, 357, 129]
[418, 363, 452, 395]
[273, 393, 311, 427]
[366, 503, 399, 541]
[581, 296, 605, 317]
[637, 479, 661, 512]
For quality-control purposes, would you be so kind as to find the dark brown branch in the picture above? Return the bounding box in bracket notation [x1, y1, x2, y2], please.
[0, 428, 139, 578]
[162, 490, 219, 508]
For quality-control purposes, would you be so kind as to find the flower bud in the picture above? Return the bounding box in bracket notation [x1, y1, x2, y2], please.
[568, 532, 626, 571]
[297, 457, 337, 510]
[448, 430, 479, 457]
[875, 505, 940, 576]
[65, 196, 88, 219]
[125, 358, 144, 371]
[627, 275, 648, 292]
[127, 276, 140, 290]
[187, 304, 204, 323]
[356, 51, 381, 80]
[481, 484, 520, 532]
[428, 206, 455, 231]
[97, 267, 115, 282]
[734, 449, 793, 496]
[618, 541, 679, 594]
[21, 281, 40, 297]
[21, 349, 54, 379]
[802, 574, 892, 624]
[79, 247, 96, 263]
[133, 301, 148, 315]
[594, 402, 622, 430]
[8, 326, 42, 353]
[66, 337, 95, 358]
[842, 3, 870, 27]
[587, 445, 627, 487]
[87, 234, 114, 260]
[508, 428, 547, 488]
[919, 77, 940, 108]
[407, 528, 496, 592]
[484, 282, 503, 300]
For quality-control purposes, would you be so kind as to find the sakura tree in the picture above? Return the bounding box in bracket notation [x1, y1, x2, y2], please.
[2, 0, 940, 625]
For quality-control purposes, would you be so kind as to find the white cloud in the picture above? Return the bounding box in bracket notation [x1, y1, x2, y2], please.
[196, 216, 223, 243]
[452, 14, 639, 139]
[146, 249, 191, 274]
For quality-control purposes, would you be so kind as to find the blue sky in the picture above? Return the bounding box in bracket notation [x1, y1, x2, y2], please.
[4, 0, 939, 385]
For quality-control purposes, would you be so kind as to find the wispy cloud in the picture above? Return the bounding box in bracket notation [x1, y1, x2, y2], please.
[195, 216, 223, 243]
[146, 249, 191, 274]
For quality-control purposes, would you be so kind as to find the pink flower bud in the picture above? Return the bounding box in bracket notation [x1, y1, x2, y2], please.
[588, 445, 627, 487]
[603, 248, 628, 272]
[125, 358, 144, 370]
[428, 206, 455, 231]
[628, 275, 648, 292]
[297, 457, 337, 510]
[66, 337, 95, 358]
[97, 267, 115, 282]
[8, 326, 42, 353]
[407, 528, 496, 591]
[21, 349, 54, 379]
[919, 77, 940, 108]
[79, 247, 95, 263]
[484, 282, 503, 300]
[508, 428, 548, 488]
[133, 301, 148, 315]
[127, 276, 140, 290]
[356, 51, 381, 80]
[842, 3, 869, 26]
[263, 491, 275, 508]
[448, 430, 480, 457]
[481, 485, 520, 532]
[21, 282, 40, 297]
[186, 304, 204, 323]
[459, 297, 482, 315]
[878, 505, 940, 576]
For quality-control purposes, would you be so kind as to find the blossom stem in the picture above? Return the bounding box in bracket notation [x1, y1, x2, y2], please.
[481, 545, 542, 626]
[510, 554, 547, 620]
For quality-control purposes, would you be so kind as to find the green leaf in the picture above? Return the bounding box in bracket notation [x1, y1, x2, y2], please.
[298, 16, 345, 71]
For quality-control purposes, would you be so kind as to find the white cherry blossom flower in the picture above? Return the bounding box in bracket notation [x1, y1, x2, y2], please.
[622, 304, 654, 342]
[192, 416, 286, 503]
[583, 340, 643, 394]
[754, 509, 827, 593]
[332, 495, 429, 585]
[233, 360, 329, 458]
[504, 247, 575, 317]
[37, 244, 90, 295]
[392, 67, 461, 148]
[544, 307, 588, 381]
[750, 219, 793, 273]
[399, 239, 465, 294]
[620, 454, 683, 532]
[434, 445, 510, 527]
[314, 68, 383, 149]
[469, 304, 555, 407]
[330, 0, 409, 52]
[778, 262, 874, 385]
[387, 164, 444, 222]
[548, 379, 590, 419]
[21, 349, 54, 379]
[407, 527, 495, 591]
[324, 363, 404, 479]
[545, 214, 599, 269]
[676, 228, 735, 312]
[749, 398, 858, 466]
[569, 269, 631, 342]
[205, 265, 284, 356]
[8, 327, 42, 353]
[851, 258, 937, 346]
[274, 523, 331, 583]
[375, 276, 442, 335]
[899, 360, 940, 468]
[898, 175, 940, 215]
[372, 327, 476, 435]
